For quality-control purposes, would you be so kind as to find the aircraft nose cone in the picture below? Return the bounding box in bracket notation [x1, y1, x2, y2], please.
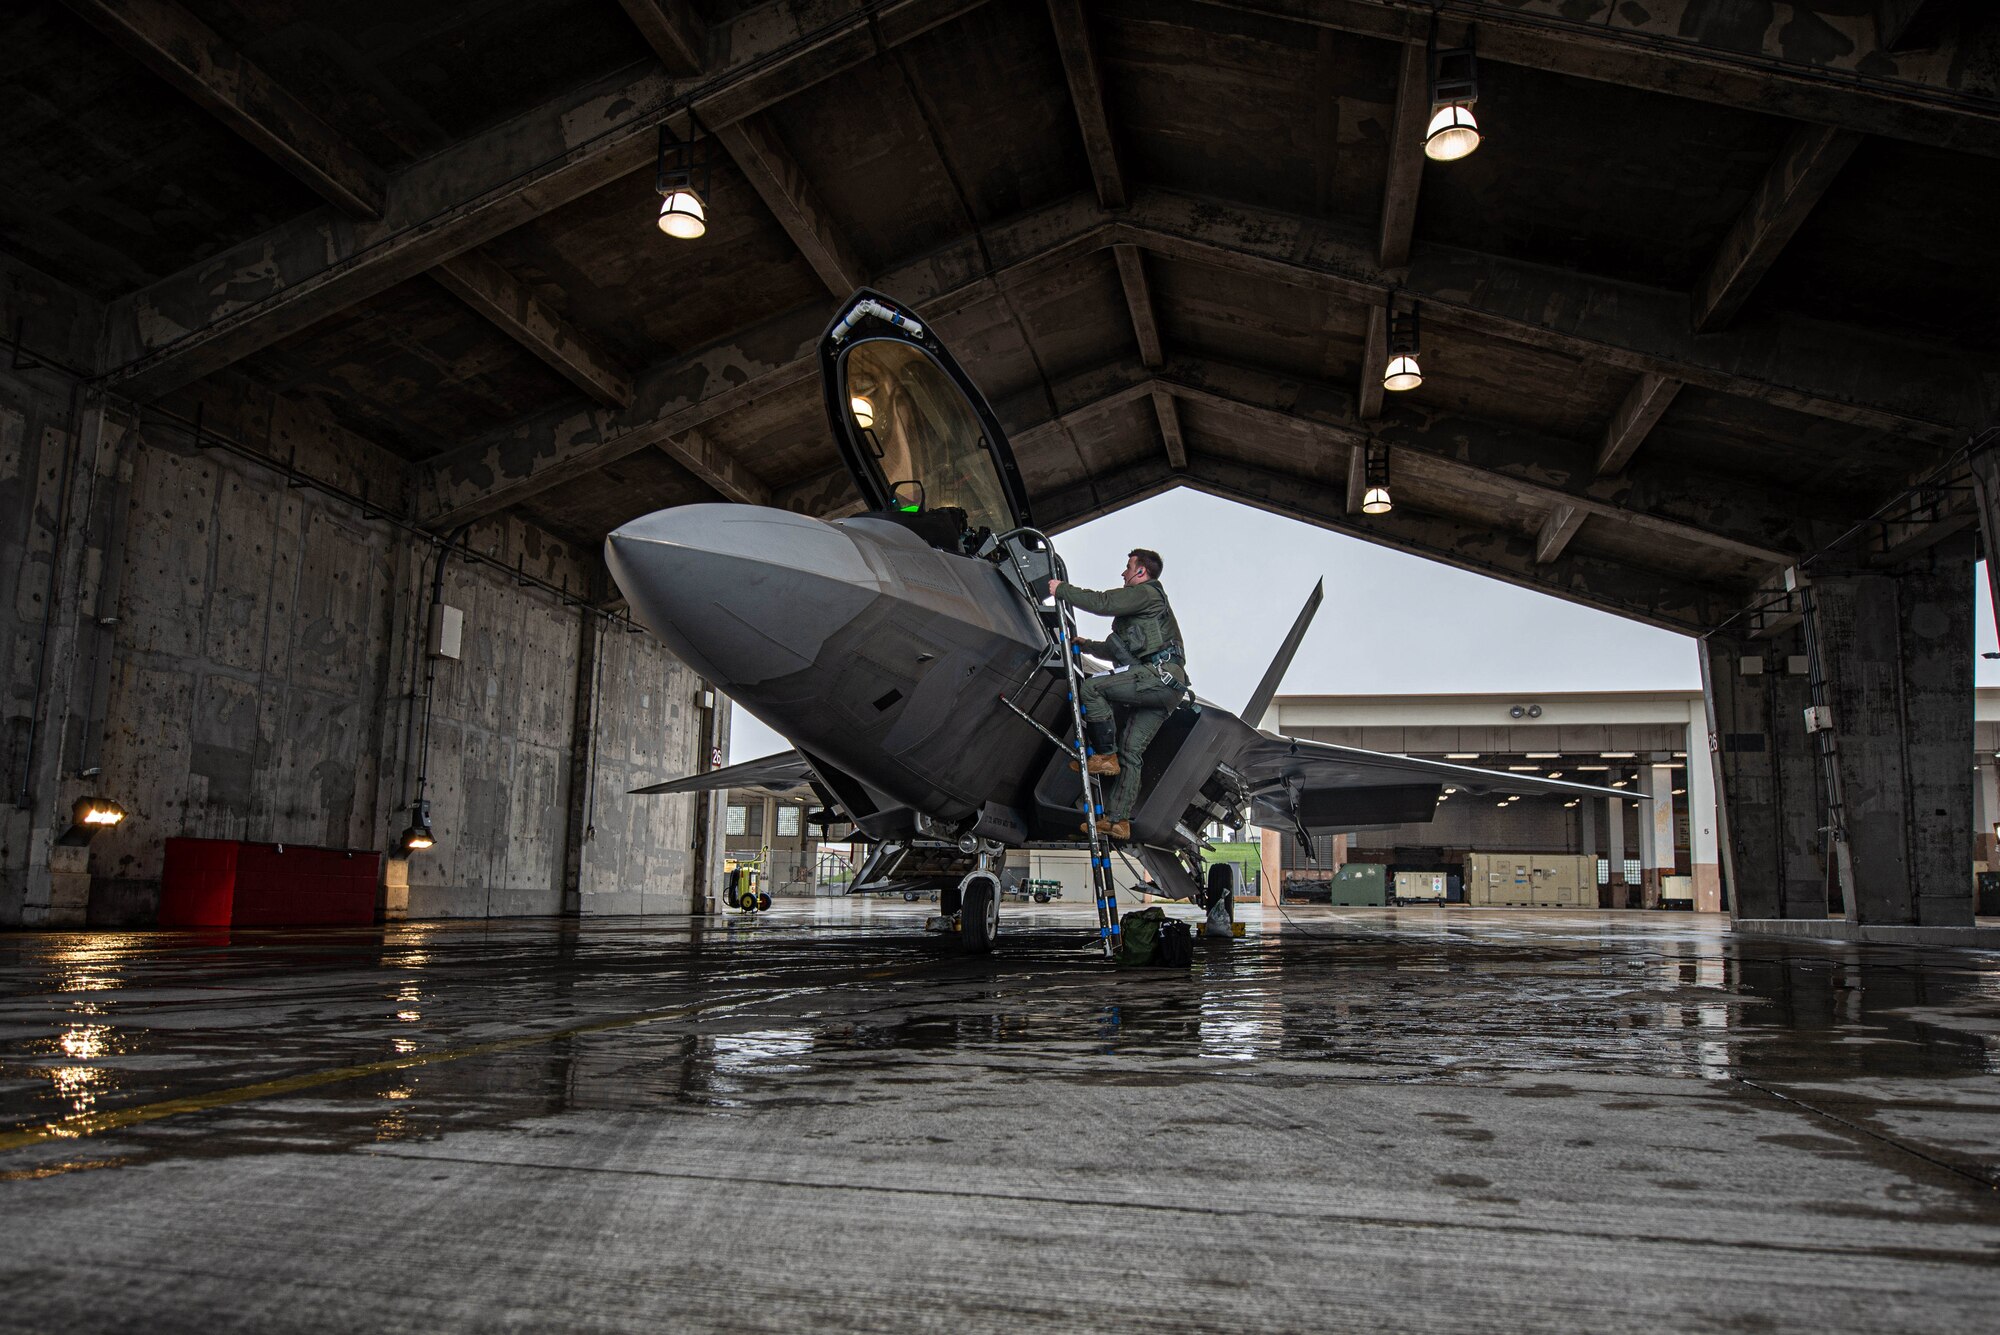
[606, 504, 882, 688]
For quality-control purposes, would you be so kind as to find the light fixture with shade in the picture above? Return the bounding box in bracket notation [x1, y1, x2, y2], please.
[1361, 441, 1394, 514]
[399, 800, 436, 855]
[850, 395, 875, 429]
[1425, 104, 1481, 161]
[1381, 294, 1423, 392]
[1423, 23, 1482, 162]
[654, 112, 712, 240]
[57, 796, 126, 846]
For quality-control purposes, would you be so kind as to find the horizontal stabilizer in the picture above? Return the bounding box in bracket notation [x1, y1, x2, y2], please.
[630, 749, 813, 796]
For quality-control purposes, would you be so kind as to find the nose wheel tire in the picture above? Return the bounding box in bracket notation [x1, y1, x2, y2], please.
[958, 874, 999, 954]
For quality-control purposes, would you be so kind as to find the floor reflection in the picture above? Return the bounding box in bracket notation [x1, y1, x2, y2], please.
[0, 906, 1996, 1185]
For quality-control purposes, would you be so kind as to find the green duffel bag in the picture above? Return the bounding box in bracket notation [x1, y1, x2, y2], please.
[1118, 906, 1165, 966]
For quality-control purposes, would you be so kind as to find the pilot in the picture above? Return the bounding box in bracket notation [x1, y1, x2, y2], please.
[1046, 548, 1187, 842]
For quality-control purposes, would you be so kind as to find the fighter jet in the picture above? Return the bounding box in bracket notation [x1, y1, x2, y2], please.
[607, 290, 1633, 952]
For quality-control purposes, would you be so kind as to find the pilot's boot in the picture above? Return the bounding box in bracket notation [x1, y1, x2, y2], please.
[1076, 818, 1132, 842]
[1069, 720, 1121, 776]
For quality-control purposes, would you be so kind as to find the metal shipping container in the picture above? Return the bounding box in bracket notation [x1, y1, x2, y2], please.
[1393, 871, 1447, 902]
[1465, 853, 1593, 906]
[1328, 863, 1387, 906]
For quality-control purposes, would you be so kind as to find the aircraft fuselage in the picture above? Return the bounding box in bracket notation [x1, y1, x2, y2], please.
[607, 503, 1070, 841]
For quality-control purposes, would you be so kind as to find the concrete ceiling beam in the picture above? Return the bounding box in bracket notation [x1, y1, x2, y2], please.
[416, 176, 1966, 529]
[1376, 40, 1430, 269]
[1156, 366, 1798, 570]
[771, 463, 866, 519]
[1189, 0, 2000, 156]
[1354, 40, 1430, 426]
[1536, 503, 1586, 564]
[1043, 450, 1733, 634]
[1694, 125, 1863, 335]
[612, 0, 709, 72]
[431, 252, 635, 408]
[1112, 246, 1164, 370]
[1150, 352, 1815, 560]
[97, 0, 990, 401]
[1114, 189, 1971, 442]
[656, 426, 771, 506]
[418, 304, 826, 528]
[1045, 0, 1126, 209]
[1110, 244, 1185, 472]
[1594, 371, 1682, 477]
[420, 191, 1113, 525]
[1357, 303, 1387, 424]
[60, 0, 388, 219]
[1152, 386, 1189, 471]
[714, 116, 870, 295]
[614, 0, 867, 295]
[1878, 0, 1956, 53]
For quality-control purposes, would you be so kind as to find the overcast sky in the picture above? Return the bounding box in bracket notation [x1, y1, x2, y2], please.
[728, 489, 1999, 762]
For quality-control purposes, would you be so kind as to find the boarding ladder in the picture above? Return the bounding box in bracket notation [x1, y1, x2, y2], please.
[997, 531, 1123, 960]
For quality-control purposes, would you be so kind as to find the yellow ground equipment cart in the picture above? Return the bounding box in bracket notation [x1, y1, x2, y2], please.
[722, 858, 772, 912]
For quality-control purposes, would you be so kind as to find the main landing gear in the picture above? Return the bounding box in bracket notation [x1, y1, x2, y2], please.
[957, 870, 999, 953]
[925, 843, 1004, 954]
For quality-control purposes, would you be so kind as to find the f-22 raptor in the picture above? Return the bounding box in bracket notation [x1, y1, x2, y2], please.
[607, 290, 1627, 952]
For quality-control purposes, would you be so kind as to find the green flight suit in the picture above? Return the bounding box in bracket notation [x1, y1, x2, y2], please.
[1053, 578, 1188, 823]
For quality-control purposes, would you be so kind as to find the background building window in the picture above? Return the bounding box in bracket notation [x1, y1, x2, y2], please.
[726, 805, 747, 836]
[777, 806, 801, 837]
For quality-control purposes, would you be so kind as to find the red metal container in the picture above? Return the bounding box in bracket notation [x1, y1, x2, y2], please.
[159, 838, 380, 927]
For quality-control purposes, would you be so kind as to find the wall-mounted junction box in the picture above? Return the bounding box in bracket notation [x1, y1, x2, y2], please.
[430, 604, 464, 660]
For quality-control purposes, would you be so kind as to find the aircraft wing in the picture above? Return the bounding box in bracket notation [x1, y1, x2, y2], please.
[1231, 727, 1642, 834]
[629, 749, 816, 797]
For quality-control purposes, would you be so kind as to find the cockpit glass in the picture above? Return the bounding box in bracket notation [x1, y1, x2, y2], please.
[842, 338, 1012, 534]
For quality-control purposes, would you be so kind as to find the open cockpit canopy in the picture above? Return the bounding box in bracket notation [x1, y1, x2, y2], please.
[819, 290, 1031, 548]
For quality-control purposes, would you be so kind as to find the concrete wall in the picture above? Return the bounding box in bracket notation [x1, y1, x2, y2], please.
[0, 285, 708, 926]
[573, 621, 712, 917]
[0, 358, 105, 923]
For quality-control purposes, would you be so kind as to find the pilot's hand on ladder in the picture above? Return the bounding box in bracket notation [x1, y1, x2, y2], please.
[1046, 578, 1060, 598]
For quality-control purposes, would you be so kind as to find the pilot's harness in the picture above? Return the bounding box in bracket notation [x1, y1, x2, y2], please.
[1095, 584, 1191, 700]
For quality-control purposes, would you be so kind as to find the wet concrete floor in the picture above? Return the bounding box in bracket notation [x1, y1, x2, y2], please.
[1, 901, 1997, 1332]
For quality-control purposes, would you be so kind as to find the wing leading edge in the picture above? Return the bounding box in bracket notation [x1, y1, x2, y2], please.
[629, 749, 816, 797]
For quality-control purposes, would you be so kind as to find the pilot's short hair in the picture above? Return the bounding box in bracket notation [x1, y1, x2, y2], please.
[1128, 548, 1163, 580]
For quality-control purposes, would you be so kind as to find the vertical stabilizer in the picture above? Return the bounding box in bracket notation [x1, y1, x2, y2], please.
[1242, 579, 1324, 729]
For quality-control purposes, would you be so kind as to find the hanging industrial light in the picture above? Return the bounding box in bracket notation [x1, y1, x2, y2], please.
[399, 800, 435, 854]
[57, 796, 126, 846]
[1424, 22, 1482, 162]
[849, 395, 875, 429]
[655, 111, 711, 240]
[1382, 295, 1423, 392]
[1361, 441, 1394, 515]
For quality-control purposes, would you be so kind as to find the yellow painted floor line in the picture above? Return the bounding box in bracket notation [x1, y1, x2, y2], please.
[0, 981, 839, 1154]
